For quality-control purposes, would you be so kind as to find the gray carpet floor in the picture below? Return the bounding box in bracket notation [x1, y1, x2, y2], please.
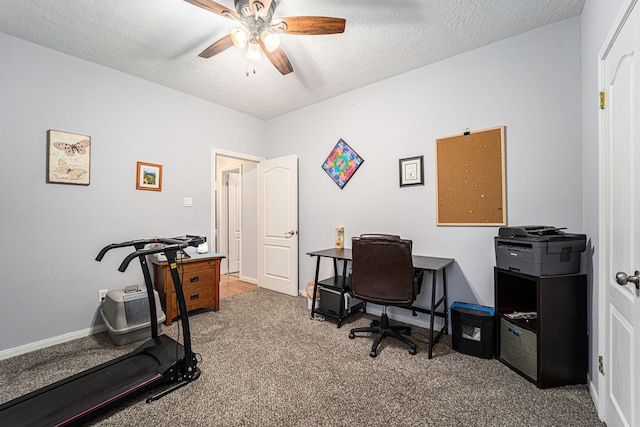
[0, 288, 603, 426]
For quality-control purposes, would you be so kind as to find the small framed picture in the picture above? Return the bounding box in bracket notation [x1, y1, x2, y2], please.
[399, 155, 424, 187]
[136, 161, 163, 191]
[47, 130, 91, 185]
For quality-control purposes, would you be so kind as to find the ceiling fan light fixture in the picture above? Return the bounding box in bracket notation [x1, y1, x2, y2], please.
[260, 31, 279, 52]
[246, 41, 262, 61]
[230, 28, 249, 48]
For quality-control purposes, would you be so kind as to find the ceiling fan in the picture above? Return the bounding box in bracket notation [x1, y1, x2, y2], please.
[184, 0, 346, 75]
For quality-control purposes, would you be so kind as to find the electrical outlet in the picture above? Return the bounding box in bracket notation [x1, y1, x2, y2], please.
[98, 289, 108, 303]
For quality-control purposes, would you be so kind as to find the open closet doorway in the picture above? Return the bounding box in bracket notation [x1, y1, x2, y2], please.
[213, 149, 261, 298]
[220, 166, 241, 276]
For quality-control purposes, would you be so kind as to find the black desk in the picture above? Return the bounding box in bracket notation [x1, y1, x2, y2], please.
[307, 248, 455, 359]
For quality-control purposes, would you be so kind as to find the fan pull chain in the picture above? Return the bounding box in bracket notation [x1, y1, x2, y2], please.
[245, 61, 257, 77]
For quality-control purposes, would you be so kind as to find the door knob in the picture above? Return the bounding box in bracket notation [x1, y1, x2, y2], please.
[284, 230, 298, 238]
[615, 271, 640, 290]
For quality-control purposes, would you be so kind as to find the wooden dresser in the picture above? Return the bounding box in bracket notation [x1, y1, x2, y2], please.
[151, 253, 223, 326]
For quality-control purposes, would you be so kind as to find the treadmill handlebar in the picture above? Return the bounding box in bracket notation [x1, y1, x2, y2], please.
[95, 239, 148, 261]
[117, 244, 183, 272]
[96, 235, 207, 265]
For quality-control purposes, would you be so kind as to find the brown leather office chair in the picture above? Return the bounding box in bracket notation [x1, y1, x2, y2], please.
[348, 234, 421, 357]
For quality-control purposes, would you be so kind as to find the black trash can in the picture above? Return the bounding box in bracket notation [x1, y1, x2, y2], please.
[451, 302, 495, 359]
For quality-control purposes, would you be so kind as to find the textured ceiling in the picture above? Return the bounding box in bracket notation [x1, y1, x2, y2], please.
[0, 0, 585, 120]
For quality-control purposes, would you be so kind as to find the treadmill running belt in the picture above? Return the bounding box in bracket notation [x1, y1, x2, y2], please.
[0, 353, 164, 426]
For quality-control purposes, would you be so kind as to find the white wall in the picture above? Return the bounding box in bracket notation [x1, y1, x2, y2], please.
[0, 32, 266, 354]
[580, 0, 625, 410]
[267, 18, 583, 327]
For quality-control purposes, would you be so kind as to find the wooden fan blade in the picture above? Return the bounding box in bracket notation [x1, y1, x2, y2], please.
[199, 34, 235, 58]
[184, 0, 240, 20]
[259, 40, 293, 75]
[277, 16, 346, 35]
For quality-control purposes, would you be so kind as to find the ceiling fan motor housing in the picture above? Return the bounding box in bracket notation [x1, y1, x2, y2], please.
[235, 0, 276, 22]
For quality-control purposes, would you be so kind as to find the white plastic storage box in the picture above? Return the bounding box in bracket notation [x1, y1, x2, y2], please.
[100, 286, 166, 345]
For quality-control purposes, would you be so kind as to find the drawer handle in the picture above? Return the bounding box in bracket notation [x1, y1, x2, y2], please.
[190, 293, 200, 300]
[508, 328, 521, 337]
[190, 276, 200, 283]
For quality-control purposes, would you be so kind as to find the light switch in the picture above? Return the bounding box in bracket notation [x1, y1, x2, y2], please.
[183, 197, 193, 207]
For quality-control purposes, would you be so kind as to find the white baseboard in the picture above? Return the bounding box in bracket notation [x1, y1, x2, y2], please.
[240, 275, 257, 284]
[369, 305, 444, 331]
[0, 325, 106, 361]
[587, 376, 605, 422]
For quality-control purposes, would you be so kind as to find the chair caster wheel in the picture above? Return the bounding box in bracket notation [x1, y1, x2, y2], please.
[404, 330, 411, 336]
[369, 351, 377, 358]
[409, 348, 417, 355]
[349, 332, 355, 339]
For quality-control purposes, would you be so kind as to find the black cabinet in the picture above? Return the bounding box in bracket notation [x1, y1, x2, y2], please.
[307, 249, 364, 328]
[494, 268, 587, 388]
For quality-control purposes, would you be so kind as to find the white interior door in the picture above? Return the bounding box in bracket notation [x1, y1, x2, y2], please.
[600, 1, 640, 425]
[228, 171, 241, 274]
[257, 154, 298, 296]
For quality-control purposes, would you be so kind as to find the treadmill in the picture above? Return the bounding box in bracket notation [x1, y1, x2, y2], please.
[0, 235, 206, 426]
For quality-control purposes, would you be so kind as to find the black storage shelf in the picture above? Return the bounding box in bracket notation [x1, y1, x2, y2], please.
[313, 296, 365, 323]
[312, 275, 364, 327]
[317, 275, 351, 291]
[307, 249, 365, 328]
[494, 268, 587, 389]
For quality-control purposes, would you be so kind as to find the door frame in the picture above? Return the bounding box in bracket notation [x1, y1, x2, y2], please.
[597, 0, 638, 422]
[211, 148, 263, 282]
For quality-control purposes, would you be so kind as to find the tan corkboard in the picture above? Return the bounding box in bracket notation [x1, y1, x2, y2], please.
[436, 126, 506, 226]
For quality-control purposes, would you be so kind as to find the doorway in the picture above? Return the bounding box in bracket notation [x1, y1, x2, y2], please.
[212, 149, 299, 298]
[221, 166, 241, 276]
[219, 274, 257, 299]
[212, 149, 261, 294]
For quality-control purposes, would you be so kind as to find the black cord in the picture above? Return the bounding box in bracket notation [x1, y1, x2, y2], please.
[409, 332, 431, 345]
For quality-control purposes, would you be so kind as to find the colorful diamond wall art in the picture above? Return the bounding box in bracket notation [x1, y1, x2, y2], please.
[322, 139, 364, 189]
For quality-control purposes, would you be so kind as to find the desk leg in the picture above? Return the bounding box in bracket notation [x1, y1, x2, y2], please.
[426, 268, 450, 359]
[428, 271, 437, 359]
[342, 259, 349, 283]
[310, 256, 321, 319]
[336, 259, 349, 328]
[442, 269, 449, 338]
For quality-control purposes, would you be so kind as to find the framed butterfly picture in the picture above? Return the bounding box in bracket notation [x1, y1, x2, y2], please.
[47, 129, 91, 185]
[136, 161, 163, 191]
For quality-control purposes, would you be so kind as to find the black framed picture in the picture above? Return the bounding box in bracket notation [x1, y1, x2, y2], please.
[399, 155, 424, 187]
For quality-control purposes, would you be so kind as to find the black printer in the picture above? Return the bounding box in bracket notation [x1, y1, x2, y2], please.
[495, 226, 586, 276]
